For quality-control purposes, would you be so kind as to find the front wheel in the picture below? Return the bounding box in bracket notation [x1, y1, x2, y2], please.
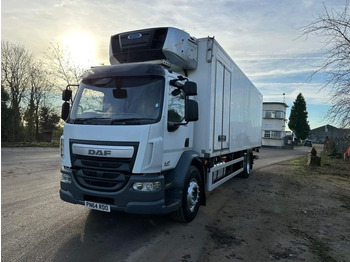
[171, 166, 201, 223]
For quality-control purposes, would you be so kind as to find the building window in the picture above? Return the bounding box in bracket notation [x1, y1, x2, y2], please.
[275, 111, 283, 118]
[264, 111, 284, 119]
[265, 111, 272, 118]
[264, 130, 282, 139]
[264, 130, 271, 138]
[271, 131, 282, 138]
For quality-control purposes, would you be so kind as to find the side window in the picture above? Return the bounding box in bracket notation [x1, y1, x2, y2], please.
[168, 86, 185, 123]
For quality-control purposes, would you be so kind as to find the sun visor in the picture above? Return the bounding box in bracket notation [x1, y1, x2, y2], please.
[109, 27, 198, 70]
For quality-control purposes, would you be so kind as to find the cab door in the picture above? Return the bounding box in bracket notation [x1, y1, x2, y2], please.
[162, 79, 192, 170]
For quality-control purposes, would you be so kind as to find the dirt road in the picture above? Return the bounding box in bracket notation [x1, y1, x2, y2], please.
[199, 156, 350, 262]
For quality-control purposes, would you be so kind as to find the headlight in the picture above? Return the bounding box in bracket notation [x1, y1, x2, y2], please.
[133, 182, 161, 192]
[61, 173, 72, 184]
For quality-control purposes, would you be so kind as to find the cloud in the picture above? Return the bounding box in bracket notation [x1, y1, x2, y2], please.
[54, 0, 79, 7]
[1, 0, 344, 128]
[256, 81, 331, 105]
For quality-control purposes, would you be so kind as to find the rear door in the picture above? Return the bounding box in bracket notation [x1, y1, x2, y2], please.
[213, 60, 231, 151]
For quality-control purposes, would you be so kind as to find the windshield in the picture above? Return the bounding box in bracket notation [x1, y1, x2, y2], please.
[68, 76, 164, 125]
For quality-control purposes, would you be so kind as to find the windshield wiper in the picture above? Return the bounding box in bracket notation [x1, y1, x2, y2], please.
[110, 118, 156, 125]
[72, 117, 112, 124]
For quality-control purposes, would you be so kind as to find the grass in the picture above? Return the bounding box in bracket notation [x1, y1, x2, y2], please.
[320, 151, 332, 167]
[291, 157, 309, 175]
[1, 141, 59, 147]
[291, 153, 349, 179]
[288, 155, 349, 262]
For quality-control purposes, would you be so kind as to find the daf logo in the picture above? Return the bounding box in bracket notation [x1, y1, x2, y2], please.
[88, 149, 111, 156]
[127, 33, 142, 40]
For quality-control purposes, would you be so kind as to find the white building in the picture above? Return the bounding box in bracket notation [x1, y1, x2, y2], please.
[262, 102, 288, 147]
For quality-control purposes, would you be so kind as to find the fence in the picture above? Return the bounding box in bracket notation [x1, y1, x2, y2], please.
[324, 136, 350, 158]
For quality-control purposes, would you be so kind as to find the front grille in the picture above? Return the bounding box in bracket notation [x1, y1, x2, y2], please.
[69, 140, 139, 191]
[75, 169, 128, 191]
[73, 156, 131, 172]
[81, 159, 123, 169]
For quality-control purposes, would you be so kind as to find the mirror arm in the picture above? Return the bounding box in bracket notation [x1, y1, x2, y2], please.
[65, 84, 79, 103]
[169, 79, 178, 86]
[169, 76, 188, 88]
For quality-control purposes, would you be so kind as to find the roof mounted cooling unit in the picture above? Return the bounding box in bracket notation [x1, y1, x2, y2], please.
[109, 27, 198, 70]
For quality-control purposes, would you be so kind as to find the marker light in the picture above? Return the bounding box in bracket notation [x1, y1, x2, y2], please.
[133, 182, 161, 192]
[60, 136, 64, 158]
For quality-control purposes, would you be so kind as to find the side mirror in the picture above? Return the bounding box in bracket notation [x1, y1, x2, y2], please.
[61, 102, 70, 121]
[62, 89, 72, 101]
[185, 99, 198, 122]
[113, 88, 127, 99]
[183, 81, 197, 96]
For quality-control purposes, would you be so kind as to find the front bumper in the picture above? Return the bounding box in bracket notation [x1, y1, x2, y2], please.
[59, 168, 181, 214]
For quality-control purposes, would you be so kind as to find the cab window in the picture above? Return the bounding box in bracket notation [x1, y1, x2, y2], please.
[168, 86, 185, 123]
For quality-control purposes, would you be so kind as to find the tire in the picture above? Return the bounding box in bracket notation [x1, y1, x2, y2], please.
[171, 166, 201, 223]
[240, 153, 251, 178]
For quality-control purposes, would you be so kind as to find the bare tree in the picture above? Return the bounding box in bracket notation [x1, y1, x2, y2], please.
[1, 41, 33, 141]
[300, 1, 350, 127]
[24, 61, 52, 141]
[45, 42, 84, 93]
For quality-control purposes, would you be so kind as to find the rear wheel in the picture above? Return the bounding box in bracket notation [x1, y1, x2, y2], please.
[171, 166, 201, 223]
[240, 153, 251, 178]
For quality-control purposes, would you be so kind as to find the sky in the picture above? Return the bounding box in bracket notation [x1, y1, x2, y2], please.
[1, 0, 346, 129]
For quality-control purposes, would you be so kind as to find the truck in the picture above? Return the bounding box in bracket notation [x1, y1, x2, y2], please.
[59, 27, 263, 223]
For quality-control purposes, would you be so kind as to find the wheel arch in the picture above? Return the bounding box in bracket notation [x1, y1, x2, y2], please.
[168, 150, 206, 205]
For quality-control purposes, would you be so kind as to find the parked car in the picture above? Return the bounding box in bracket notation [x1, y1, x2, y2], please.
[304, 140, 312, 147]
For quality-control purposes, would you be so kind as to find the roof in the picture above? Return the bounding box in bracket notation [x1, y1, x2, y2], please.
[263, 102, 288, 108]
[310, 124, 338, 132]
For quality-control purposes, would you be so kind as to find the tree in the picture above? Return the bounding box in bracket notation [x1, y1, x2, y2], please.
[1, 40, 72, 143]
[1, 41, 33, 141]
[300, 1, 350, 127]
[288, 93, 310, 140]
[45, 42, 84, 93]
[39, 106, 60, 137]
[1, 86, 14, 141]
[24, 61, 52, 141]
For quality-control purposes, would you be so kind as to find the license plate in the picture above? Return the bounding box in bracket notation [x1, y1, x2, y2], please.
[85, 201, 111, 212]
